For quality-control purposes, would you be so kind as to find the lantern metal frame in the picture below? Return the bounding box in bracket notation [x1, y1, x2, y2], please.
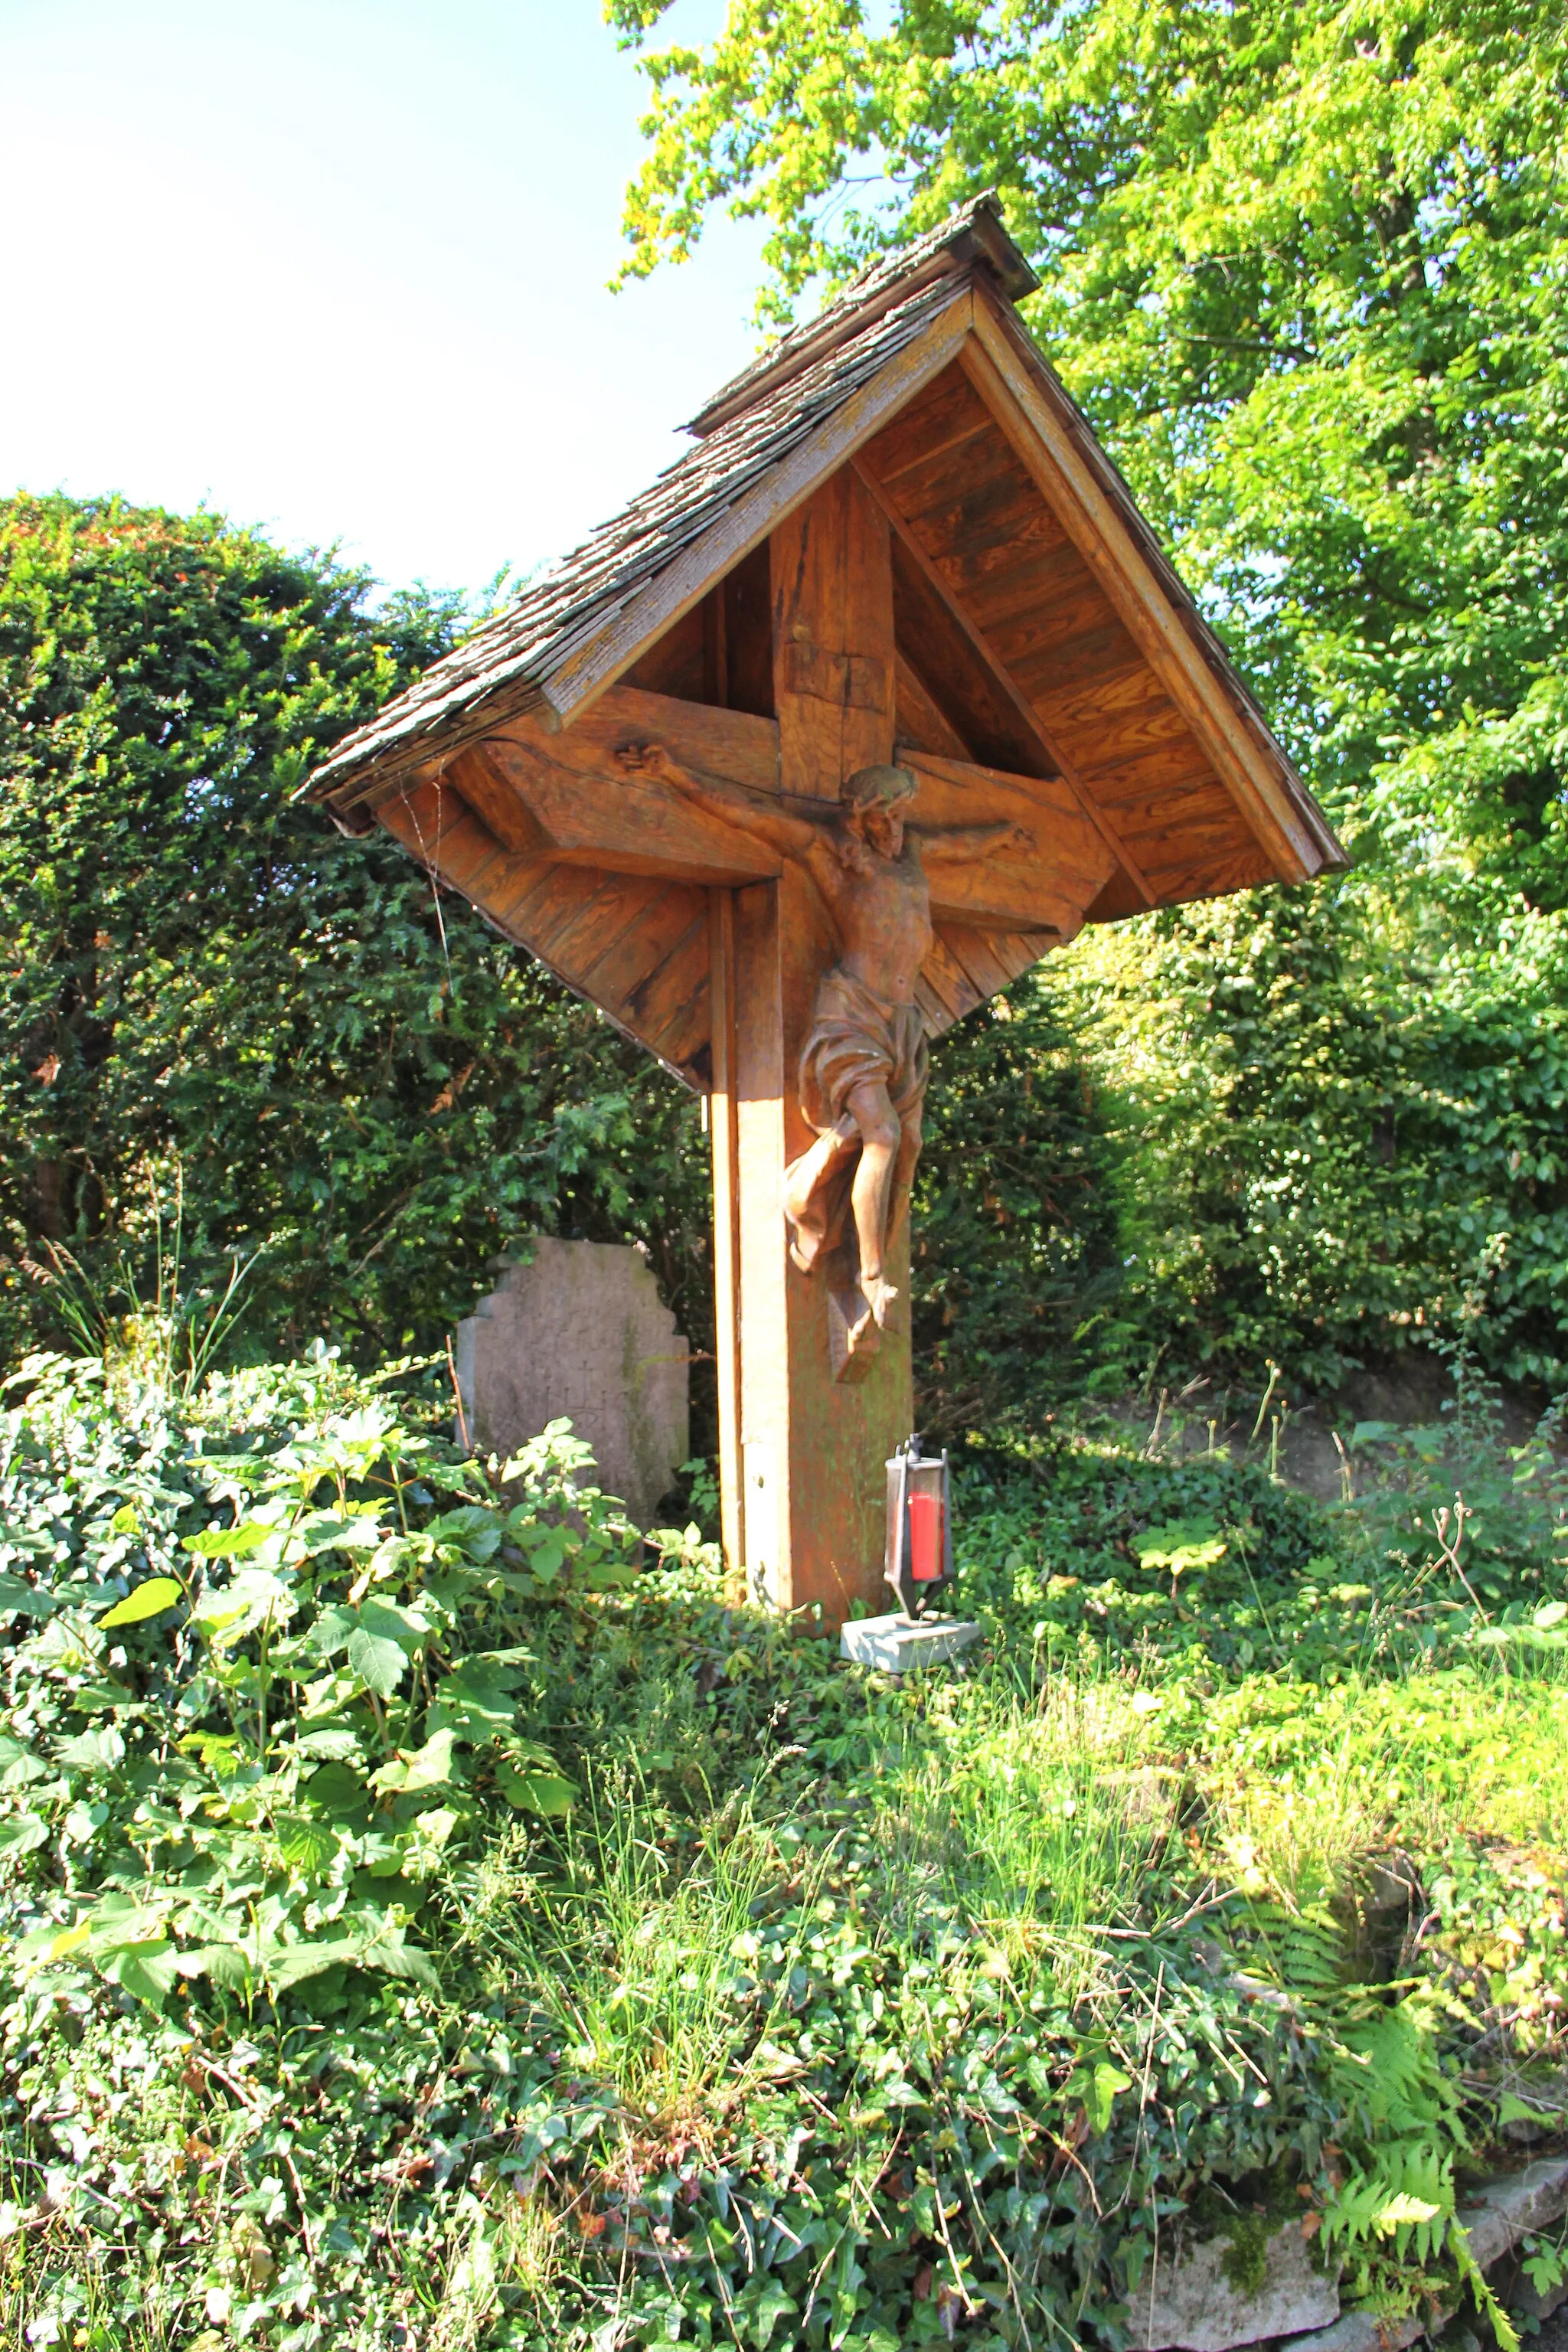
[884, 1432, 955, 1618]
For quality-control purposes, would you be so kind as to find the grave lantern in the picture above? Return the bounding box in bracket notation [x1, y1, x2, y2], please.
[885, 1434, 954, 1617]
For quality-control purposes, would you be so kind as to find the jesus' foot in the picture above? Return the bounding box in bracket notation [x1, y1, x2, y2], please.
[862, 1273, 899, 1331]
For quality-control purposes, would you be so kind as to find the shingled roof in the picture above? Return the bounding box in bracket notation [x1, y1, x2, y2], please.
[309, 198, 1037, 810]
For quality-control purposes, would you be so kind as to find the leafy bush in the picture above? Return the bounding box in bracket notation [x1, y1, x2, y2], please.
[0, 1346, 635, 2011]
[0, 492, 710, 1374]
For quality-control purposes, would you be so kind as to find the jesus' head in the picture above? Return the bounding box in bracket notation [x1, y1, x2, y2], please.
[841, 763, 917, 861]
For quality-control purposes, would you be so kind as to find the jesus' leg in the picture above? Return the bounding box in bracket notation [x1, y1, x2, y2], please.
[884, 1105, 923, 1260]
[782, 1124, 858, 1273]
[844, 1078, 902, 1332]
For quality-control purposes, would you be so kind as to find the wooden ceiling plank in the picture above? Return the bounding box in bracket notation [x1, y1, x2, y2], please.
[919, 931, 984, 1030]
[854, 455, 1157, 908]
[1144, 845, 1276, 904]
[1067, 736, 1216, 808]
[379, 786, 511, 903]
[626, 917, 713, 1057]
[940, 922, 1034, 1007]
[889, 431, 1028, 543]
[482, 854, 577, 937]
[962, 305, 1334, 880]
[976, 567, 1116, 659]
[960, 537, 1099, 636]
[513, 866, 665, 972]
[1017, 616, 1145, 702]
[1050, 695, 1194, 776]
[1106, 777, 1243, 839]
[570, 887, 709, 1014]
[988, 929, 1067, 983]
[892, 538, 1058, 779]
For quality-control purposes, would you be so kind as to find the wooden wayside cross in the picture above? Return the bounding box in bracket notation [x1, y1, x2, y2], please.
[308, 197, 1342, 1625]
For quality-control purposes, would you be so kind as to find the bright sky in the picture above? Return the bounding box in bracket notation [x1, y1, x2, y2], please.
[0, 0, 770, 597]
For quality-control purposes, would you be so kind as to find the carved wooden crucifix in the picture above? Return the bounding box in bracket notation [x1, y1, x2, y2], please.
[308, 198, 1341, 1626]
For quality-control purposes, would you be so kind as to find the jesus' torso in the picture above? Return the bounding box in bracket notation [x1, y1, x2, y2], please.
[807, 834, 933, 1007]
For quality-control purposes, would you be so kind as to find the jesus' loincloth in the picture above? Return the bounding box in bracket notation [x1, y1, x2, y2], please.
[782, 965, 929, 1275]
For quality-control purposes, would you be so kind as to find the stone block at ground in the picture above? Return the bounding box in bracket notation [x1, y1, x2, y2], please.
[839, 1613, 983, 1672]
[1126, 2220, 1339, 2352]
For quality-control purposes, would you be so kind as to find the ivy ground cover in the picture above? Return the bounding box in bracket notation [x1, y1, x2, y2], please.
[0, 1347, 1565, 2351]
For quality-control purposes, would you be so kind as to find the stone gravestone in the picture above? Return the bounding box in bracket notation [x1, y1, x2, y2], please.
[453, 1240, 689, 1527]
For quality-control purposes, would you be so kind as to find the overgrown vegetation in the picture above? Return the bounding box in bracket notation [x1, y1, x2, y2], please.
[1, 1340, 1565, 2348]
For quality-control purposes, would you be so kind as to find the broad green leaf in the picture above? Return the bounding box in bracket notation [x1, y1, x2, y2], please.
[273, 1814, 338, 1874]
[296, 1727, 363, 1761]
[370, 1728, 456, 1795]
[184, 1523, 270, 1560]
[265, 1935, 361, 1988]
[347, 1625, 408, 1697]
[498, 1766, 576, 1817]
[102, 1938, 179, 2010]
[0, 1576, 53, 1621]
[303, 1760, 371, 1817]
[1085, 2061, 1132, 2135]
[0, 1814, 50, 1857]
[97, 1576, 183, 1627]
[57, 1726, 126, 1772]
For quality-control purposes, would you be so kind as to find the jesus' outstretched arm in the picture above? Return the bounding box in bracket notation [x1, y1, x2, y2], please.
[614, 740, 825, 860]
[912, 818, 1034, 864]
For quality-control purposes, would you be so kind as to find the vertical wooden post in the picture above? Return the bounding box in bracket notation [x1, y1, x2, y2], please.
[712, 464, 914, 1626]
[707, 887, 744, 1588]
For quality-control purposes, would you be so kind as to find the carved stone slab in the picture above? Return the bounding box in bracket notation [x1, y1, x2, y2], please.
[453, 1240, 688, 1527]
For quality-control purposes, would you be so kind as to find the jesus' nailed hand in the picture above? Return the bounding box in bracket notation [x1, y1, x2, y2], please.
[614, 740, 1033, 1369]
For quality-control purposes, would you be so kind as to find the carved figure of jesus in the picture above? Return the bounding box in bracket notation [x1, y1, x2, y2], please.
[616, 745, 1031, 1362]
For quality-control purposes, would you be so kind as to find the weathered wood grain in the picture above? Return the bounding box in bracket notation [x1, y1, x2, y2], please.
[1076, 737, 1217, 809]
[483, 733, 779, 886]
[446, 745, 550, 856]
[707, 887, 744, 1579]
[625, 602, 707, 701]
[891, 534, 1060, 781]
[858, 360, 994, 488]
[771, 467, 895, 799]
